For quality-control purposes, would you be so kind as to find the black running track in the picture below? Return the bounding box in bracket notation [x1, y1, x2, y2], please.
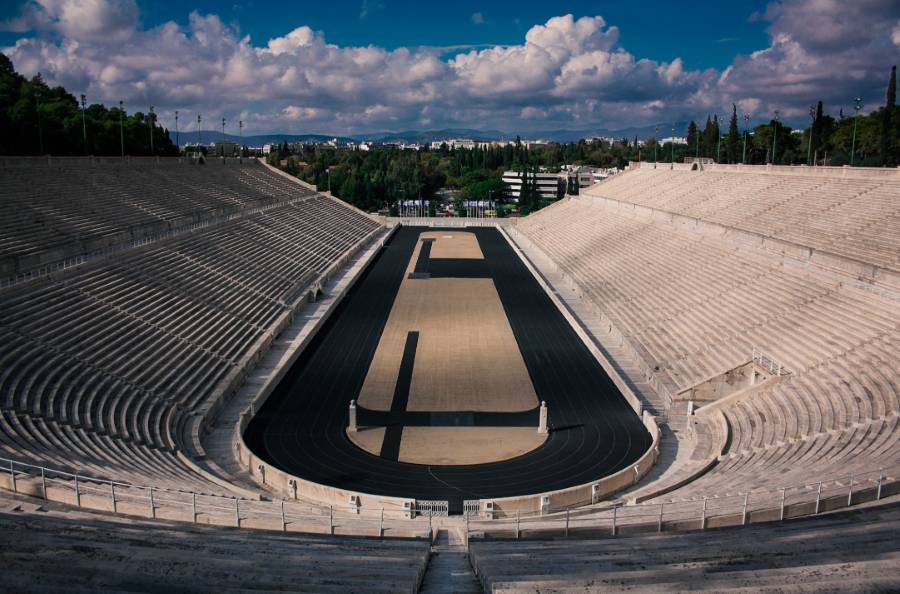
[244, 226, 651, 513]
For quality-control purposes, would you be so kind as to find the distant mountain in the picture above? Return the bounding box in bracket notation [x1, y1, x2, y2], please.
[170, 130, 354, 146]
[175, 123, 697, 147]
[351, 123, 695, 144]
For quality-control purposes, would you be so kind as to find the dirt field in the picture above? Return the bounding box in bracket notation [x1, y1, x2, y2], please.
[348, 427, 547, 465]
[354, 230, 542, 464]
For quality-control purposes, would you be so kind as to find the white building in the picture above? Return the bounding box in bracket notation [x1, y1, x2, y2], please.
[659, 136, 688, 145]
[502, 170, 562, 201]
[430, 139, 477, 150]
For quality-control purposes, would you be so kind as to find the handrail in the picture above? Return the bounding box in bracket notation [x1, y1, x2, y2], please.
[464, 462, 898, 543]
[0, 455, 428, 538]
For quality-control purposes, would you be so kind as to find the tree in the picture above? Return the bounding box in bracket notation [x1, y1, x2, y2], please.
[881, 65, 897, 165]
[686, 121, 699, 158]
[727, 105, 740, 163]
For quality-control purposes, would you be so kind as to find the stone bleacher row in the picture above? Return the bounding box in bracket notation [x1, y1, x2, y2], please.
[517, 176, 900, 500]
[470, 500, 900, 592]
[0, 502, 430, 594]
[587, 167, 900, 271]
[0, 158, 318, 278]
[0, 164, 382, 494]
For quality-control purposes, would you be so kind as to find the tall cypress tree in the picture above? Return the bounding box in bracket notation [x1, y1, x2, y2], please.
[881, 65, 896, 166]
[727, 104, 740, 163]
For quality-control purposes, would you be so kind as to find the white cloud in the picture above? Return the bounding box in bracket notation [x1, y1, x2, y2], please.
[1, 4, 896, 135]
[471, 12, 484, 25]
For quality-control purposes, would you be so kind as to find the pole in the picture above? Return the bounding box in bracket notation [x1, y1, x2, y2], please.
[847, 475, 854, 507]
[670, 124, 675, 165]
[612, 505, 617, 536]
[815, 482, 822, 514]
[36, 90, 44, 155]
[779, 487, 786, 521]
[175, 110, 179, 153]
[742, 492, 749, 525]
[119, 100, 125, 158]
[877, 470, 884, 500]
[771, 110, 780, 164]
[700, 497, 707, 530]
[148, 105, 155, 156]
[807, 105, 815, 166]
[658, 502, 664, 532]
[80, 94, 87, 155]
[239, 120, 243, 162]
[235, 497, 240, 527]
[850, 97, 861, 166]
[197, 114, 201, 151]
[380, 508, 384, 538]
[41, 467, 47, 500]
[742, 114, 750, 164]
[516, 510, 520, 539]
[149, 486, 155, 518]
[654, 125, 659, 164]
[74, 474, 80, 507]
[565, 507, 569, 537]
[716, 122, 722, 163]
[193, 492, 198, 523]
[9, 460, 15, 493]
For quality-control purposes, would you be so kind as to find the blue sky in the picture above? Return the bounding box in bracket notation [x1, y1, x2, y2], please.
[124, 1, 771, 71]
[1, 1, 897, 135]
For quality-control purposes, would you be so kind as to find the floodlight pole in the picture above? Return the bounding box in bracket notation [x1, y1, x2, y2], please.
[35, 86, 44, 155]
[742, 114, 750, 164]
[197, 114, 202, 150]
[119, 100, 125, 158]
[221, 118, 226, 157]
[148, 105, 155, 156]
[239, 120, 243, 162]
[80, 94, 88, 155]
[771, 110, 780, 164]
[716, 116, 722, 163]
[654, 125, 659, 164]
[807, 105, 815, 166]
[175, 111, 179, 154]
[850, 97, 861, 166]
[670, 124, 675, 167]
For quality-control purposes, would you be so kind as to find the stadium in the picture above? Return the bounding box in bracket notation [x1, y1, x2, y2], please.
[1, 2, 899, 593]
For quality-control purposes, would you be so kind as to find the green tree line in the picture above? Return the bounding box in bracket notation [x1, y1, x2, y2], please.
[0, 53, 176, 156]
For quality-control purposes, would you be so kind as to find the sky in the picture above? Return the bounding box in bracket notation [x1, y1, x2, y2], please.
[1, 0, 898, 136]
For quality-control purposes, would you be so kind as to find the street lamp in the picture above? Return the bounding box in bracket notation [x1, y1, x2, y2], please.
[221, 117, 226, 157]
[670, 124, 675, 166]
[197, 114, 202, 149]
[175, 111, 179, 154]
[850, 97, 862, 166]
[119, 100, 125, 158]
[742, 113, 750, 164]
[80, 94, 87, 155]
[771, 110, 780, 164]
[807, 105, 815, 166]
[654, 125, 659, 164]
[716, 116, 722, 163]
[148, 105, 155, 156]
[36, 89, 43, 155]
[239, 120, 243, 162]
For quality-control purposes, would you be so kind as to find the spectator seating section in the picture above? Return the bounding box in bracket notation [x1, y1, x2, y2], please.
[0, 159, 382, 493]
[0, 501, 430, 593]
[518, 167, 899, 499]
[585, 167, 900, 271]
[469, 500, 900, 592]
[0, 157, 321, 278]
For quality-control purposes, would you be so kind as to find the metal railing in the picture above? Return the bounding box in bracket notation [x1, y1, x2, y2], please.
[752, 347, 789, 376]
[464, 464, 898, 543]
[0, 457, 428, 539]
